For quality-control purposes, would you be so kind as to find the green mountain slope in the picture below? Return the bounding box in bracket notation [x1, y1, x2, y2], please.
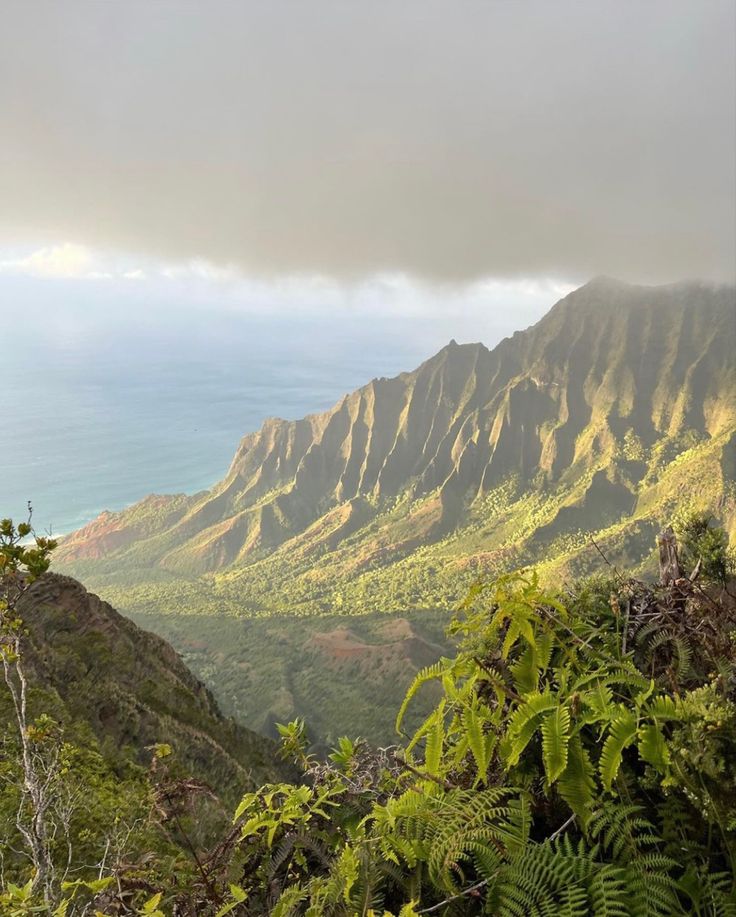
[12, 573, 286, 799]
[57, 278, 736, 740]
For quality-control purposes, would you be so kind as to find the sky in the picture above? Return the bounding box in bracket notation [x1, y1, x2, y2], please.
[0, 0, 734, 297]
[0, 0, 734, 533]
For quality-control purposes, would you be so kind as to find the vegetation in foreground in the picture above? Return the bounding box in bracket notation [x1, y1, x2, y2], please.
[1, 514, 735, 914]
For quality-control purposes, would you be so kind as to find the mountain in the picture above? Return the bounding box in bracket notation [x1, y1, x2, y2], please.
[56, 278, 736, 740]
[12, 572, 286, 798]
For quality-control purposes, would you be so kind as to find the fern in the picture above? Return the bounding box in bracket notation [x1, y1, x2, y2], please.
[417, 788, 516, 890]
[504, 691, 558, 766]
[271, 884, 307, 917]
[462, 701, 496, 783]
[541, 704, 571, 784]
[588, 804, 660, 861]
[587, 865, 628, 917]
[599, 711, 637, 791]
[637, 723, 670, 773]
[396, 658, 454, 734]
[206, 567, 734, 917]
[423, 711, 444, 778]
[557, 735, 596, 822]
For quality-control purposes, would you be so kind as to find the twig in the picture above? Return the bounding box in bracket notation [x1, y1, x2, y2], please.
[548, 812, 576, 840]
[418, 875, 493, 914]
[394, 754, 456, 791]
[621, 598, 631, 656]
[590, 537, 625, 583]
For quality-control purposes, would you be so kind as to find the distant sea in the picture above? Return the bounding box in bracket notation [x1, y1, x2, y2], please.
[3, 305, 529, 536]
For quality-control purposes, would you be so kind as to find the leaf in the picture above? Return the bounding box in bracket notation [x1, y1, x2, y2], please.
[140, 893, 163, 915]
[271, 886, 307, 917]
[406, 700, 445, 755]
[424, 712, 444, 777]
[463, 703, 496, 782]
[647, 696, 682, 721]
[398, 905, 421, 917]
[504, 691, 557, 766]
[85, 877, 115, 894]
[337, 845, 360, 903]
[215, 885, 248, 917]
[558, 734, 596, 823]
[637, 723, 670, 772]
[233, 791, 257, 822]
[395, 658, 453, 733]
[600, 711, 637, 791]
[541, 704, 571, 783]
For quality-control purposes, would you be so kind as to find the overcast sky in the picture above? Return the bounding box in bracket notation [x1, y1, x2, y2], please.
[1, 0, 734, 286]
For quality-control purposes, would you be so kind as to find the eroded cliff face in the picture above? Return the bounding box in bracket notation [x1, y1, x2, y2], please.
[58, 279, 736, 579]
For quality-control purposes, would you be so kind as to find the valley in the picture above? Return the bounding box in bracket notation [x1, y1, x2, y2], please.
[57, 278, 736, 741]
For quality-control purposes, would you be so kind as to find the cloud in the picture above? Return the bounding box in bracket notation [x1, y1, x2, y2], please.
[0, 243, 100, 279]
[0, 244, 146, 281]
[160, 259, 239, 283]
[0, 1, 733, 283]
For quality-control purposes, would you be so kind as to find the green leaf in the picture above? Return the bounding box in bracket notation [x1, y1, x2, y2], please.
[396, 658, 453, 733]
[647, 696, 682, 721]
[215, 884, 248, 916]
[600, 711, 637, 791]
[541, 704, 571, 783]
[141, 892, 164, 915]
[504, 691, 558, 766]
[233, 791, 257, 822]
[638, 723, 670, 772]
[463, 703, 496, 782]
[558, 734, 596, 823]
[424, 712, 444, 776]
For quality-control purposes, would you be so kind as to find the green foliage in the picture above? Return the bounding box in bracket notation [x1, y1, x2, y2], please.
[205, 567, 734, 915]
[0, 514, 58, 582]
[3, 513, 735, 913]
[0, 516, 284, 915]
[676, 510, 735, 584]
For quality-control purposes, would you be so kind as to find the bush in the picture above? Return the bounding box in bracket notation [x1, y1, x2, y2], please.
[676, 510, 735, 584]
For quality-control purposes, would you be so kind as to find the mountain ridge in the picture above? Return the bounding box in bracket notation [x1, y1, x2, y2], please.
[59, 278, 736, 581]
[54, 277, 736, 739]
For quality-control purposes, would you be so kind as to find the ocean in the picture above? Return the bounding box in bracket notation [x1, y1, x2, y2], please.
[3, 304, 527, 536]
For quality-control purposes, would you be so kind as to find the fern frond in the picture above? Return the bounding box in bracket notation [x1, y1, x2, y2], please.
[588, 864, 628, 917]
[396, 658, 454, 734]
[270, 884, 307, 917]
[423, 711, 444, 777]
[504, 691, 557, 766]
[557, 735, 596, 823]
[647, 695, 681, 721]
[462, 702, 496, 783]
[599, 711, 637, 791]
[541, 704, 571, 784]
[637, 723, 670, 773]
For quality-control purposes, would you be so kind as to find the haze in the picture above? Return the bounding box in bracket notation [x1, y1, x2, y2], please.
[1, 0, 734, 285]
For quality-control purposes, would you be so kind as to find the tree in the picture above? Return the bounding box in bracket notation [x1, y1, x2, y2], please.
[0, 509, 58, 905]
